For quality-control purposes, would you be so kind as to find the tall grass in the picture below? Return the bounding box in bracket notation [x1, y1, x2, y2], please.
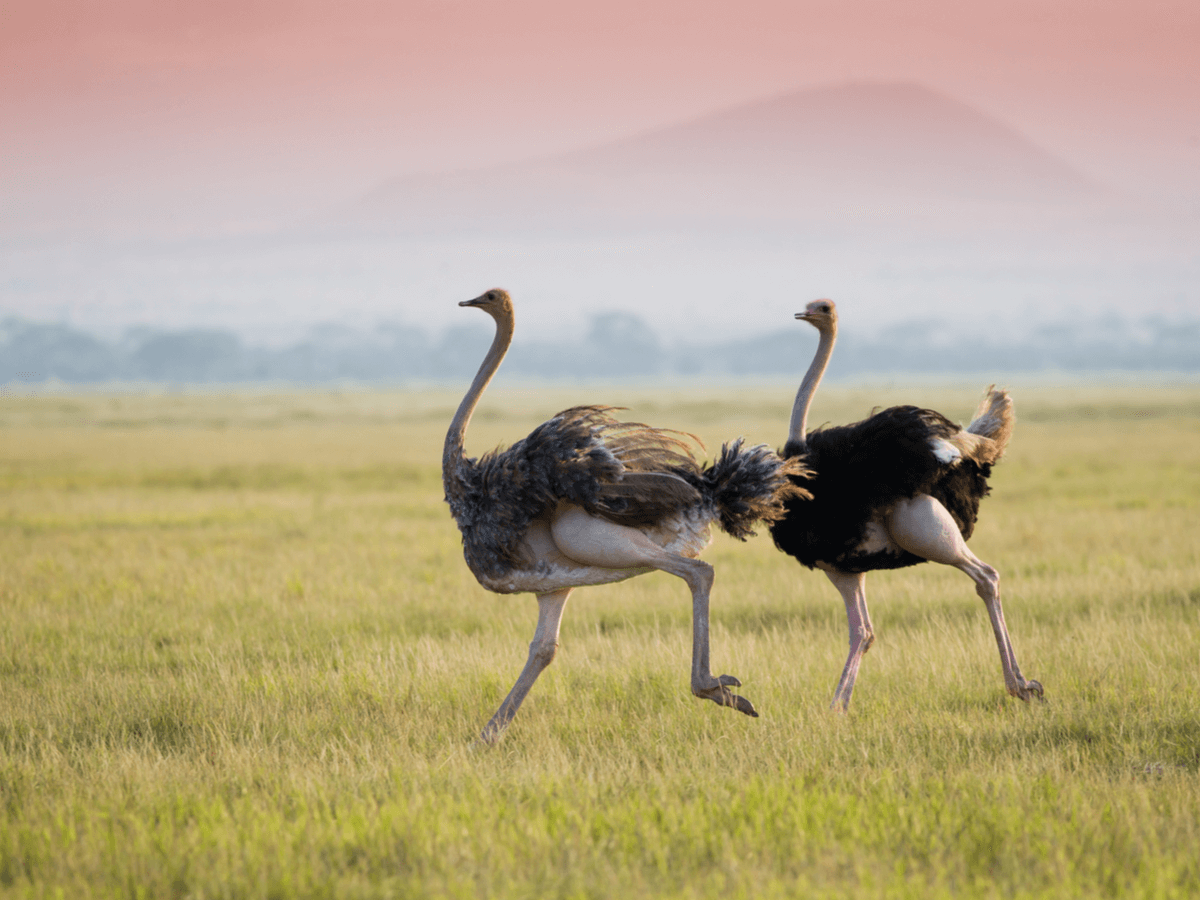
[1, 384, 1198, 898]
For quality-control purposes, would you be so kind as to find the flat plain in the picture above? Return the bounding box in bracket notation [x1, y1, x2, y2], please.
[2, 382, 1199, 899]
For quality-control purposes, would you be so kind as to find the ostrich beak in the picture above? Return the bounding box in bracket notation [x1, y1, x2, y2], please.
[460, 296, 484, 307]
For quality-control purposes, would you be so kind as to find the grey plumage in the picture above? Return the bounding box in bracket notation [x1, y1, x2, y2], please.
[702, 437, 806, 540]
[447, 404, 808, 581]
[443, 287, 810, 740]
[447, 404, 697, 579]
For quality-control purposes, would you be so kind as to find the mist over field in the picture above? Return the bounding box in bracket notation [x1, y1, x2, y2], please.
[3, 302, 1199, 386]
[5, 81, 1199, 383]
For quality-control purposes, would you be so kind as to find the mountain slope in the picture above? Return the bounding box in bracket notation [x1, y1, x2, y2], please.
[351, 82, 1110, 231]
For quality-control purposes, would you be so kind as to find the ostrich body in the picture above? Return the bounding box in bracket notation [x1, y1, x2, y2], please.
[770, 300, 1042, 709]
[444, 288, 809, 742]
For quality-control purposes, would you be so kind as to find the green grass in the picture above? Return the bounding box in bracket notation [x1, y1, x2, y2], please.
[1, 383, 1199, 898]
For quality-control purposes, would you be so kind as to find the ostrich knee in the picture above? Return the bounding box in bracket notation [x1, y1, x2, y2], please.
[974, 564, 1000, 603]
[529, 637, 559, 672]
[681, 558, 714, 598]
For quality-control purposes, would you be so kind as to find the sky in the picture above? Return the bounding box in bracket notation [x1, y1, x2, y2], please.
[1, 0, 1198, 344]
[4, 0, 1198, 229]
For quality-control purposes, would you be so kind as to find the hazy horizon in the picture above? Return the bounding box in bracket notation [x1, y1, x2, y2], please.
[2, 1, 1197, 359]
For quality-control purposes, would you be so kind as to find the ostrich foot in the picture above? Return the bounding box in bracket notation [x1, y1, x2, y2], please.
[475, 720, 508, 747]
[1008, 678, 1045, 703]
[692, 674, 759, 717]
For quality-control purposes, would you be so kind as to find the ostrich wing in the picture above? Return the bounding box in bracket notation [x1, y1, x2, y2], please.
[457, 406, 704, 576]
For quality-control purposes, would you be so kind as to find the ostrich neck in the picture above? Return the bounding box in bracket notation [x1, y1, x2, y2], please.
[443, 310, 514, 485]
[786, 324, 836, 450]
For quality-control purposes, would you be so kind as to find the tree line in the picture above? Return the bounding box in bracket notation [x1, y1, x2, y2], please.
[2, 312, 1197, 384]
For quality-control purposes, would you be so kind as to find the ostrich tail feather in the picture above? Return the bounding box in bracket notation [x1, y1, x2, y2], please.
[964, 386, 1015, 465]
[702, 439, 812, 540]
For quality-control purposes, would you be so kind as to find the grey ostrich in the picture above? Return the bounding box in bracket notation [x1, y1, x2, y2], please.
[769, 300, 1042, 709]
[444, 288, 809, 743]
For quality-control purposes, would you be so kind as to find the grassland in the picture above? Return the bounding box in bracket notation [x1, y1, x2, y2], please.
[2, 382, 1199, 899]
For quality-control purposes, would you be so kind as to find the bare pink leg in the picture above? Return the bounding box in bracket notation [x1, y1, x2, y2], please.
[822, 568, 875, 710]
[551, 506, 757, 716]
[479, 588, 572, 744]
[887, 494, 1043, 702]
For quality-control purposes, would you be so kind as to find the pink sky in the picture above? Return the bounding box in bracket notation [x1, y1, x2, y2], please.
[3, 0, 1198, 234]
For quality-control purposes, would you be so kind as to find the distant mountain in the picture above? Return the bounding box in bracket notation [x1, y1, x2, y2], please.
[349, 82, 1111, 232]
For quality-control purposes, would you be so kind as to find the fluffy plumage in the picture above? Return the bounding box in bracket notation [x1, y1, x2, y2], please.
[443, 288, 810, 741]
[450, 405, 808, 579]
[450, 405, 694, 575]
[770, 297, 1039, 709]
[772, 404, 996, 572]
[703, 438, 807, 539]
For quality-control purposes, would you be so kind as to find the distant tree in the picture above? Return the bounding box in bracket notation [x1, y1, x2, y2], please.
[429, 325, 492, 379]
[584, 312, 663, 377]
[377, 323, 431, 379]
[0, 320, 123, 381]
[129, 330, 244, 381]
[2, 309, 1196, 385]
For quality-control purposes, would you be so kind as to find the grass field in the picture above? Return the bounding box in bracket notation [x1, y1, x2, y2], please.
[2, 382, 1199, 898]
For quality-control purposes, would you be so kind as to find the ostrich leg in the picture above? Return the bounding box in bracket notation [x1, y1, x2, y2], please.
[823, 569, 875, 710]
[887, 494, 1043, 701]
[479, 588, 572, 744]
[550, 506, 757, 716]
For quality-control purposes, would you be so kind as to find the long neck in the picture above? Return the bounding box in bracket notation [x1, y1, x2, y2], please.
[443, 308, 514, 482]
[786, 322, 836, 450]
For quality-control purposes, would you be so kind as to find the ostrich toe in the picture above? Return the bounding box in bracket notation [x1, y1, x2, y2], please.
[726, 692, 760, 717]
[1010, 678, 1045, 702]
[692, 674, 759, 717]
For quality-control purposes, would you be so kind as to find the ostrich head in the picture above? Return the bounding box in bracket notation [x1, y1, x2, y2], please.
[795, 299, 837, 332]
[461, 288, 514, 321]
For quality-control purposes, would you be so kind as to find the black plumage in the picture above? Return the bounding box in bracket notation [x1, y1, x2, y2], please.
[771, 298, 1040, 710]
[771, 405, 993, 573]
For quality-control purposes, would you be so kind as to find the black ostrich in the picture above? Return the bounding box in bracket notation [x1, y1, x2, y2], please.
[443, 288, 809, 742]
[769, 299, 1043, 709]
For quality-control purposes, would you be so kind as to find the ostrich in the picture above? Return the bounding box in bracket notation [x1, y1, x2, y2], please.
[770, 299, 1042, 710]
[444, 288, 810, 743]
